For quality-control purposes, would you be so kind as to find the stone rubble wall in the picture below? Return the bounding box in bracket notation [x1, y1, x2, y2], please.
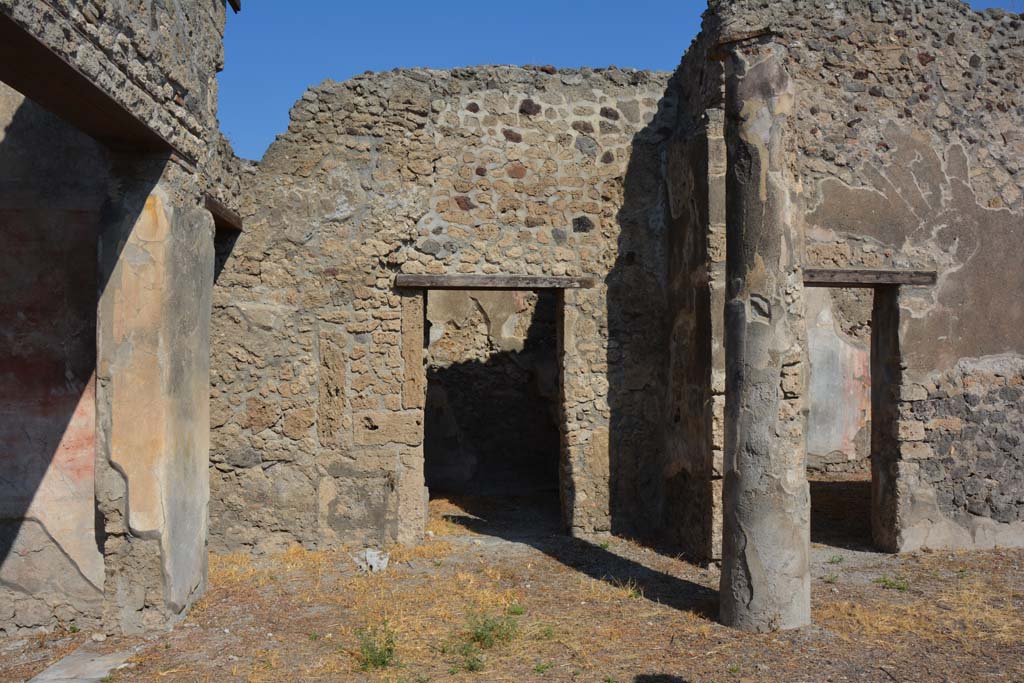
[913, 357, 1024, 523]
[204, 130, 248, 212]
[0, 0, 243, 208]
[210, 66, 675, 552]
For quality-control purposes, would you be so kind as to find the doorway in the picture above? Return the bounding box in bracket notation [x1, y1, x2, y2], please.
[423, 288, 562, 534]
[805, 286, 874, 549]
[801, 269, 934, 552]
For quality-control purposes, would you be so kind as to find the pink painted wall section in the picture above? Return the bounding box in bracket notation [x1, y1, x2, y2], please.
[806, 289, 872, 472]
[0, 82, 108, 634]
[0, 206, 103, 610]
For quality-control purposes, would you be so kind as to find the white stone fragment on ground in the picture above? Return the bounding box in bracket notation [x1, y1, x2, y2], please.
[353, 548, 390, 573]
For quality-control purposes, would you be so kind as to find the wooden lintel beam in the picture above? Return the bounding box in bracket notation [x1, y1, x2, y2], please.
[803, 268, 937, 288]
[204, 194, 243, 232]
[710, 28, 777, 61]
[394, 274, 597, 290]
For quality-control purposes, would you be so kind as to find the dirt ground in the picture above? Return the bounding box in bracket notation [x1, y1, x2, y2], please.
[4, 481, 1023, 683]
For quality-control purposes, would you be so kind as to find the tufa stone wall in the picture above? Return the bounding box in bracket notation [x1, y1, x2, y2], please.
[210, 66, 676, 553]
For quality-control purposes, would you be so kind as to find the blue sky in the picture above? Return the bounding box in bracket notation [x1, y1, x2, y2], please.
[217, 1, 1021, 160]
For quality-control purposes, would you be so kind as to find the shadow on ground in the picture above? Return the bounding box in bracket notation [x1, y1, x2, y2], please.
[437, 494, 718, 619]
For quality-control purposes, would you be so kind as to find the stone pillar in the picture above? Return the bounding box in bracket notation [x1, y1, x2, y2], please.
[559, 286, 611, 536]
[96, 156, 214, 633]
[397, 289, 428, 545]
[870, 285, 902, 552]
[719, 39, 811, 632]
[707, 108, 728, 562]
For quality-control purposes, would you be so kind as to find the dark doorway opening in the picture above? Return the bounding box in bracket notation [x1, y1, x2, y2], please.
[423, 289, 561, 521]
[805, 286, 875, 550]
[809, 476, 873, 550]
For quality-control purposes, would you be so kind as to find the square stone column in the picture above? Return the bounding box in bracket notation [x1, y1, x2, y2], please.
[96, 157, 214, 633]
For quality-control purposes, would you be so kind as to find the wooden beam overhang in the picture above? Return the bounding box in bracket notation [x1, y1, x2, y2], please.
[710, 27, 777, 61]
[205, 194, 243, 232]
[0, 11, 193, 166]
[803, 268, 938, 288]
[394, 274, 597, 290]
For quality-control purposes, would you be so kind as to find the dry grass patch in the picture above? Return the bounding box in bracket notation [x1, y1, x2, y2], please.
[818, 575, 1022, 648]
[207, 551, 264, 588]
[298, 558, 520, 675]
[388, 539, 454, 563]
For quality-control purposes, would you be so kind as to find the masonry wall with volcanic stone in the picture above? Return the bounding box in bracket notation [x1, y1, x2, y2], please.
[709, 0, 1024, 550]
[210, 66, 676, 552]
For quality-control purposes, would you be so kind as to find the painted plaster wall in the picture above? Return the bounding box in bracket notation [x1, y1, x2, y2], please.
[0, 0, 231, 635]
[805, 289, 871, 473]
[95, 163, 215, 633]
[1, 0, 236, 635]
[0, 83, 108, 634]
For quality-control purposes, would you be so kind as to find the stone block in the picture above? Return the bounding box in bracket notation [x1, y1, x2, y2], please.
[902, 442, 934, 460]
[354, 411, 423, 446]
[900, 383, 929, 401]
[282, 407, 316, 440]
[318, 329, 348, 447]
[897, 420, 926, 441]
[926, 417, 963, 432]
